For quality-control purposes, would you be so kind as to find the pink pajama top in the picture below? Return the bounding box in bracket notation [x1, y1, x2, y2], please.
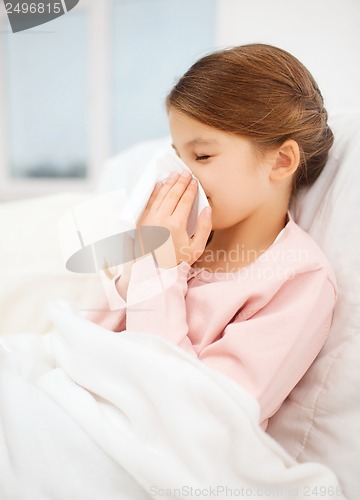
[86, 210, 338, 430]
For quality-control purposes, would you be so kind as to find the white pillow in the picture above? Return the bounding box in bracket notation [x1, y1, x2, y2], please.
[266, 112, 360, 499]
[0, 192, 102, 335]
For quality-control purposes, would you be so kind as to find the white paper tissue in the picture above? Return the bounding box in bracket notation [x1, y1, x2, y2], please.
[57, 148, 210, 275]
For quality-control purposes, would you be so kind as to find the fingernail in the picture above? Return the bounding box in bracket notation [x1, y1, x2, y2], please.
[205, 207, 212, 217]
[169, 171, 178, 178]
[190, 178, 197, 186]
[181, 170, 191, 178]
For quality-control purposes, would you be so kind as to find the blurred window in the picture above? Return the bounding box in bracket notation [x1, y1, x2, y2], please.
[2, 10, 89, 179]
[0, 0, 216, 197]
[112, 0, 216, 153]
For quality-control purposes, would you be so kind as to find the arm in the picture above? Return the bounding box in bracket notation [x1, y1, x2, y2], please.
[125, 253, 195, 355]
[85, 250, 190, 335]
[86, 169, 209, 332]
[84, 260, 134, 332]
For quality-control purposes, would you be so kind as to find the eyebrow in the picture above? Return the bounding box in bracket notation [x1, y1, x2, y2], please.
[171, 138, 219, 149]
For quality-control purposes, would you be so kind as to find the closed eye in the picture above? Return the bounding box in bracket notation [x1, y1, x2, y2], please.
[195, 155, 211, 161]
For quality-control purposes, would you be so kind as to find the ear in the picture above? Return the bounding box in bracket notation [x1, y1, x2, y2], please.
[269, 139, 300, 181]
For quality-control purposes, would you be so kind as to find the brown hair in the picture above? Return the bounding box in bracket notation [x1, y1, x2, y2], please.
[166, 43, 334, 203]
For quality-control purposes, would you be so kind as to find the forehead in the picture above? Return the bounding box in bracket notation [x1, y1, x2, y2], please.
[168, 108, 263, 163]
[168, 109, 226, 146]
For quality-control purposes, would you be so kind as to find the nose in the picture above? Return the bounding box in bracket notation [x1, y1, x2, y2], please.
[173, 153, 204, 191]
[193, 175, 209, 198]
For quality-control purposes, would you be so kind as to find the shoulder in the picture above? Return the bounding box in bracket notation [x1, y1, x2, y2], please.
[264, 213, 337, 295]
[239, 214, 338, 317]
[189, 213, 338, 319]
[239, 222, 337, 321]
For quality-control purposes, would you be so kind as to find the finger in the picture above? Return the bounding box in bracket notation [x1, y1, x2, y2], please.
[172, 177, 198, 223]
[158, 171, 193, 214]
[190, 207, 212, 255]
[150, 172, 180, 211]
[143, 181, 164, 212]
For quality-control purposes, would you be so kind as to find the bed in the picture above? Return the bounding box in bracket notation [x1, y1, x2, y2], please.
[0, 111, 359, 499]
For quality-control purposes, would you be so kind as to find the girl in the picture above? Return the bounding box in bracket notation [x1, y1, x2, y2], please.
[87, 44, 337, 431]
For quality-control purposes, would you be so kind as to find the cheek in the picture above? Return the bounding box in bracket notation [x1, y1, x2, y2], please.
[212, 177, 242, 204]
[211, 173, 260, 213]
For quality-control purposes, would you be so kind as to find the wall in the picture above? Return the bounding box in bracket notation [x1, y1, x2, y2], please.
[215, 0, 360, 114]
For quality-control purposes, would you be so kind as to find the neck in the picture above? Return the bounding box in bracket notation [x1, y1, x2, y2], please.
[206, 206, 289, 268]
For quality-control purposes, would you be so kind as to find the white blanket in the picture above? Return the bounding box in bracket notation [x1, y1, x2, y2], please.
[0, 300, 346, 500]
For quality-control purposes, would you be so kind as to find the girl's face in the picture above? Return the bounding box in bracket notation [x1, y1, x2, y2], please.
[168, 108, 274, 231]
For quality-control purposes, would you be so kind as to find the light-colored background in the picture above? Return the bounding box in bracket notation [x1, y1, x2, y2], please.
[0, 0, 359, 201]
[217, 0, 360, 115]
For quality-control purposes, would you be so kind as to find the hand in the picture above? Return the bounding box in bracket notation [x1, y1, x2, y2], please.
[137, 171, 212, 268]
